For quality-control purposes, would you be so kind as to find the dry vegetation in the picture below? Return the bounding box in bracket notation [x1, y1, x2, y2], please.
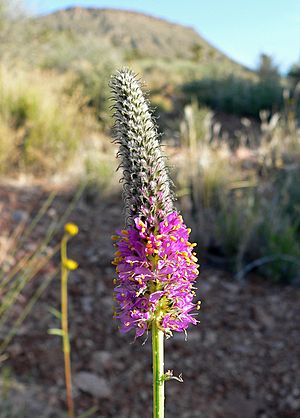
[175, 100, 300, 282]
[0, 5, 299, 283]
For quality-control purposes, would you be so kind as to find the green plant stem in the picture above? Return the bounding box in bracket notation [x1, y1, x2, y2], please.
[61, 236, 75, 418]
[152, 321, 164, 418]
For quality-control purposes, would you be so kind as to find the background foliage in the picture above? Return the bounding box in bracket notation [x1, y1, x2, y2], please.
[0, 3, 299, 283]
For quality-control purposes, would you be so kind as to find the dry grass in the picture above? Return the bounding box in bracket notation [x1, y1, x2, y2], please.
[174, 101, 300, 282]
[0, 66, 88, 176]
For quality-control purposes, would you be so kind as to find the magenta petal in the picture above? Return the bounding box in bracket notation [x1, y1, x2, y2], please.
[113, 211, 200, 338]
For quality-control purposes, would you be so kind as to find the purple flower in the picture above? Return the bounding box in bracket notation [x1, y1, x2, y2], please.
[113, 211, 200, 338]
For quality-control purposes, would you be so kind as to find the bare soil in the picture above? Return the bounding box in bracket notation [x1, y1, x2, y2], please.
[0, 182, 299, 418]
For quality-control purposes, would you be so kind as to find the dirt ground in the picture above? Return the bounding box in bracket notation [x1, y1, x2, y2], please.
[0, 181, 299, 418]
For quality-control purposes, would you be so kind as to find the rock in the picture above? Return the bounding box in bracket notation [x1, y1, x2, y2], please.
[222, 281, 239, 293]
[74, 372, 111, 399]
[252, 306, 275, 329]
[47, 208, 57, 218]
[91, 351, 113, 372]
[12, 210, 28, 223]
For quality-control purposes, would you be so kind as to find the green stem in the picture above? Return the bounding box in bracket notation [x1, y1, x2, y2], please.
[152, 321, 164, 418]
[61, 236, 75, 418]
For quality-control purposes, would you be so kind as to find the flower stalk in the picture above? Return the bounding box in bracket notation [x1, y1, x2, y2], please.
[60, 223, 78, 418]
[152, 321, 164, 418]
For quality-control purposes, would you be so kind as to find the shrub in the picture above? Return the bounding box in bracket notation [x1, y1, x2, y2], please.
[257, 211, 300, 282]
[215, 189, 258, 261]
[182, 75, 283, 118]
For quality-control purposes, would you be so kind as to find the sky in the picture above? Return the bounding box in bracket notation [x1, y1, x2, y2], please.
[27, 0, 300, 72]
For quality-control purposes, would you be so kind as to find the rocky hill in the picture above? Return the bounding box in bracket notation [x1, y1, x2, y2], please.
[27, 7, 246, 70]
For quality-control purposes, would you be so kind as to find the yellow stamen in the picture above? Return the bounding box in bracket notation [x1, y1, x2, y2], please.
[138, 220, 146, 230]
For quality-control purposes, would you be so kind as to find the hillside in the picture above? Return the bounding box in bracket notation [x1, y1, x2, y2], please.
[35, 7, 242, 64]
[0, 7, 247, 78]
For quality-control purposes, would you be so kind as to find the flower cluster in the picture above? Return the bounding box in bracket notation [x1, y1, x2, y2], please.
[111, 68, 200, 338]
[113, 211, 200, 338]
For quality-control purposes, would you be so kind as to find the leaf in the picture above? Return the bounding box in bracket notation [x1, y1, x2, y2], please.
[77, 406, 99, 418]
[48, 306, 62, 319]
[48, 328, 64, 337]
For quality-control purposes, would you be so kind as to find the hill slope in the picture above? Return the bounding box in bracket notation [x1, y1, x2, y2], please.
[36, 7, 232, 59]
[33, 7, 237, 64]
[0, 6, 250, 87]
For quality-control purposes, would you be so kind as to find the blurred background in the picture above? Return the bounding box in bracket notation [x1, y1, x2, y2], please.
[0, 0, 299, 417]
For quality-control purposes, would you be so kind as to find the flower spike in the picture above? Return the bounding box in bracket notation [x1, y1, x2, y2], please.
[111, 68, 200, 339]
